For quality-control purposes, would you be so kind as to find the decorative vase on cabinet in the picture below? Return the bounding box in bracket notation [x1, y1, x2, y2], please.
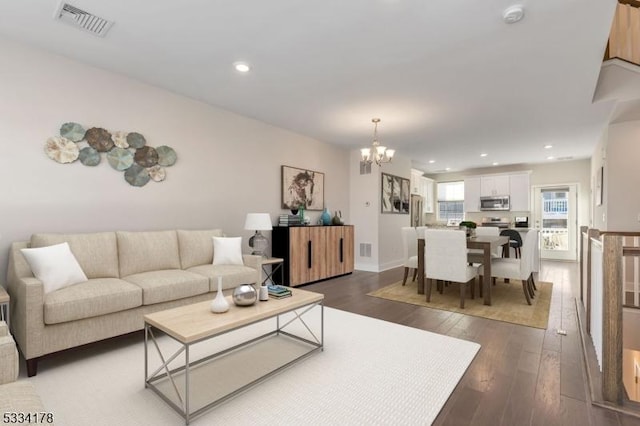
[321, 208, 331, 225]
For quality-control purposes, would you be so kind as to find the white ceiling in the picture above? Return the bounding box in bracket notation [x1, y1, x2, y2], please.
[0, 0, 619, 173]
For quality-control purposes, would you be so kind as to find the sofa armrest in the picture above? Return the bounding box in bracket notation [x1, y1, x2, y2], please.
[6, 277, 45, 360]
[242, 254, 262, 285]
[0, 331, 19, 385]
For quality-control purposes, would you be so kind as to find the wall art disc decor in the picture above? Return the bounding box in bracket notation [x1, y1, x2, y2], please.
[124, 164, 151, 187]
[281, 165, 324, 210]
[134, 146, 158, 167]
[147, 165, 166, 182]
[45, 122, 178, 187]
[126, 132, 146, 149]
[85, 127, 115, 152]
[112, 131, 129, 148]
[59, 122, 86, 142]
[79, 146, 101, 166]
[156, 145, 177, 166]
[106, 147, 134, 171]
[44, 136, 80, 164]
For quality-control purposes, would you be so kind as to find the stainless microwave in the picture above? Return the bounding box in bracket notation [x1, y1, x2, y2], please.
[479, 195, 510, 211]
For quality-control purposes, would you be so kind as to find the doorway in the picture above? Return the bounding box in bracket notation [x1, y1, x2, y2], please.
[532, 184, 578, 261]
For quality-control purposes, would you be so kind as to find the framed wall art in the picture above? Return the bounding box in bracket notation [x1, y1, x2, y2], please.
[281, 165, 325, 211]
[381, 172, 410, 214]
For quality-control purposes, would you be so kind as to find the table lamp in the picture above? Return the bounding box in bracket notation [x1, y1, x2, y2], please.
[244, 213, 273, 257]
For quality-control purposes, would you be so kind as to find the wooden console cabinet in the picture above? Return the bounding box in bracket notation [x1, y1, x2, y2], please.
[272, 225, 354, 287]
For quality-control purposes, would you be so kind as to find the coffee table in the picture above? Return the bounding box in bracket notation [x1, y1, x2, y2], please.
[144, 288, 324, 425]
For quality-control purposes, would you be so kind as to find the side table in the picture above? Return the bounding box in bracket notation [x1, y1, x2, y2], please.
[260, 257, 284, 286]
[0, 286, 9, 328]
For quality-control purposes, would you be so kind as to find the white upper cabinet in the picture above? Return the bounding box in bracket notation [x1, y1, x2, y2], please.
[421, 177, 434, 213]
[464, 177, 481, 212]
[410, 169, 424, 195]
[509, 173, 531, 211]
[480, 175, 510, 196]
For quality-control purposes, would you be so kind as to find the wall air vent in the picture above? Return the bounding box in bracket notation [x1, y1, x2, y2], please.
[359, 243, 372, 258]
[54, 2, 114, 37]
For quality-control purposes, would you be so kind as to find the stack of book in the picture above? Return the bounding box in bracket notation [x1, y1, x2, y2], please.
[278, 214, 302, 226]
[268, 284, 292, 299]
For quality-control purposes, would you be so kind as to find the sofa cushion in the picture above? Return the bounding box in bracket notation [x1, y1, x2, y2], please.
[117, 231, 181, 277]
[123, 270, 209, 305]
[188, 264, 258, 291]
[177, 229, 224, 269]
[31, 232, 119, 279]
[44, 278, 143, 325]
[20, 242, 88, 294]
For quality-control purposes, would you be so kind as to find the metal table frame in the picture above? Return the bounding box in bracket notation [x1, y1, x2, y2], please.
[144, 300, 324, 425]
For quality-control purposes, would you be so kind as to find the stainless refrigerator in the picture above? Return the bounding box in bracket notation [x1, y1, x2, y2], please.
[410, 194, 424, 227]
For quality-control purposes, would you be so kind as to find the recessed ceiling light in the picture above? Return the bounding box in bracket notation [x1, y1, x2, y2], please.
[233, 62, 251, 73]
[547, 156, 555, 160]
[544, 144, 553, 149]
[445, 167, 451, 171]
[480, 153, 488, 157]
[492, 162, 499, 166]
[503, 5, 525, 24]
[428, 160, 435, 164]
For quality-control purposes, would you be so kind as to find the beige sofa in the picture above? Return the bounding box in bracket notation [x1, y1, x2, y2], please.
[6, 229, 261, 376]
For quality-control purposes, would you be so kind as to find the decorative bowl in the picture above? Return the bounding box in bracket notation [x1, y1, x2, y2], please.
[232, 284, 257, 306]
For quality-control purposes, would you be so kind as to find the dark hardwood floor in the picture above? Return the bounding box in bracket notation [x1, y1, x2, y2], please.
[304, 261, 640, 426]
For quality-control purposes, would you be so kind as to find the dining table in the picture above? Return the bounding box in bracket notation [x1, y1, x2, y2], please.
[417, 234, 510, 306]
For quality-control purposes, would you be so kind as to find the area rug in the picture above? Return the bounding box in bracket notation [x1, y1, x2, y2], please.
[368, 279, 552, 329]
[26, 307, 480, 425]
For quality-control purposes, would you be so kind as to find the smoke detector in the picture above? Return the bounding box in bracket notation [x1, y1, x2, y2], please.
[503, 5, 525, 24]
[53, 2, 114, 37]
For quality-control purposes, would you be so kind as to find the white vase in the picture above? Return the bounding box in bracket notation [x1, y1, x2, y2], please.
[210, 277, 229, 313]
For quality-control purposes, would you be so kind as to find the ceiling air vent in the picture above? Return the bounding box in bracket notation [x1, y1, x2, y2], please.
[54, 2, 114, 37]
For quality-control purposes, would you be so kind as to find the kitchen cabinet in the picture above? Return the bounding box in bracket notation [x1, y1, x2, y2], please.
[509, 173, 530, 211]
[480, 175, 510, 196]
[464, 177, 481, 212]
[272, 225, 354, 287]
[421, 177, 434, 213]
[411, 169, 424, 195]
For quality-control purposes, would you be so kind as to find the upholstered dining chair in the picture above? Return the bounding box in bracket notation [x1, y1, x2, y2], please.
[424, 229, 479, 308]
[478, 229, 539, 305]
[467, 226, 501, 264]
[401, 227, 419, 285]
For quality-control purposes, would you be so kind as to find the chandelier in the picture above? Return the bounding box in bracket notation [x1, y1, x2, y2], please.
[360, 118, 395, 166]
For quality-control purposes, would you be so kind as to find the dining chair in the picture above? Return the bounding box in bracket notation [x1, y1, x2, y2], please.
[467, 226, 501, 264]
[499, 229, 523, 259]
[424, 229, 478, 308]
[401, 227, 419, 285]
[478, 229, 539, 305]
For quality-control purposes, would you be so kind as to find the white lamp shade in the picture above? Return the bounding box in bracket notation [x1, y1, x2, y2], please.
[244, 213, 273, 231]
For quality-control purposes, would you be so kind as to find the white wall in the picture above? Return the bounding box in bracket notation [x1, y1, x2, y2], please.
[349, 151, 412, 272]
[591, 130, 607, 230]
[0, 37, 350, 281]
[349, 150, 379, 271]
[604, 121, 640, 231]
[377, 156, 412, 271]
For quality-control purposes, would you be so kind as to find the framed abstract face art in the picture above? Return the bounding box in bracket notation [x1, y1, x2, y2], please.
[281, 165, 325, 211]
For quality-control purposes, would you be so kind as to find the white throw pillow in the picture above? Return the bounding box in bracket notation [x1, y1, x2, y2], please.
[212, 237, 244, 265]
[21, 242, 88, 294]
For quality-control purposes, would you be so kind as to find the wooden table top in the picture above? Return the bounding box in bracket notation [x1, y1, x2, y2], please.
[144, 288, 324, 344]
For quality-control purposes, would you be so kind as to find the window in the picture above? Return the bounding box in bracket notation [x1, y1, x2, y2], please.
[437, 181, 464, 222]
